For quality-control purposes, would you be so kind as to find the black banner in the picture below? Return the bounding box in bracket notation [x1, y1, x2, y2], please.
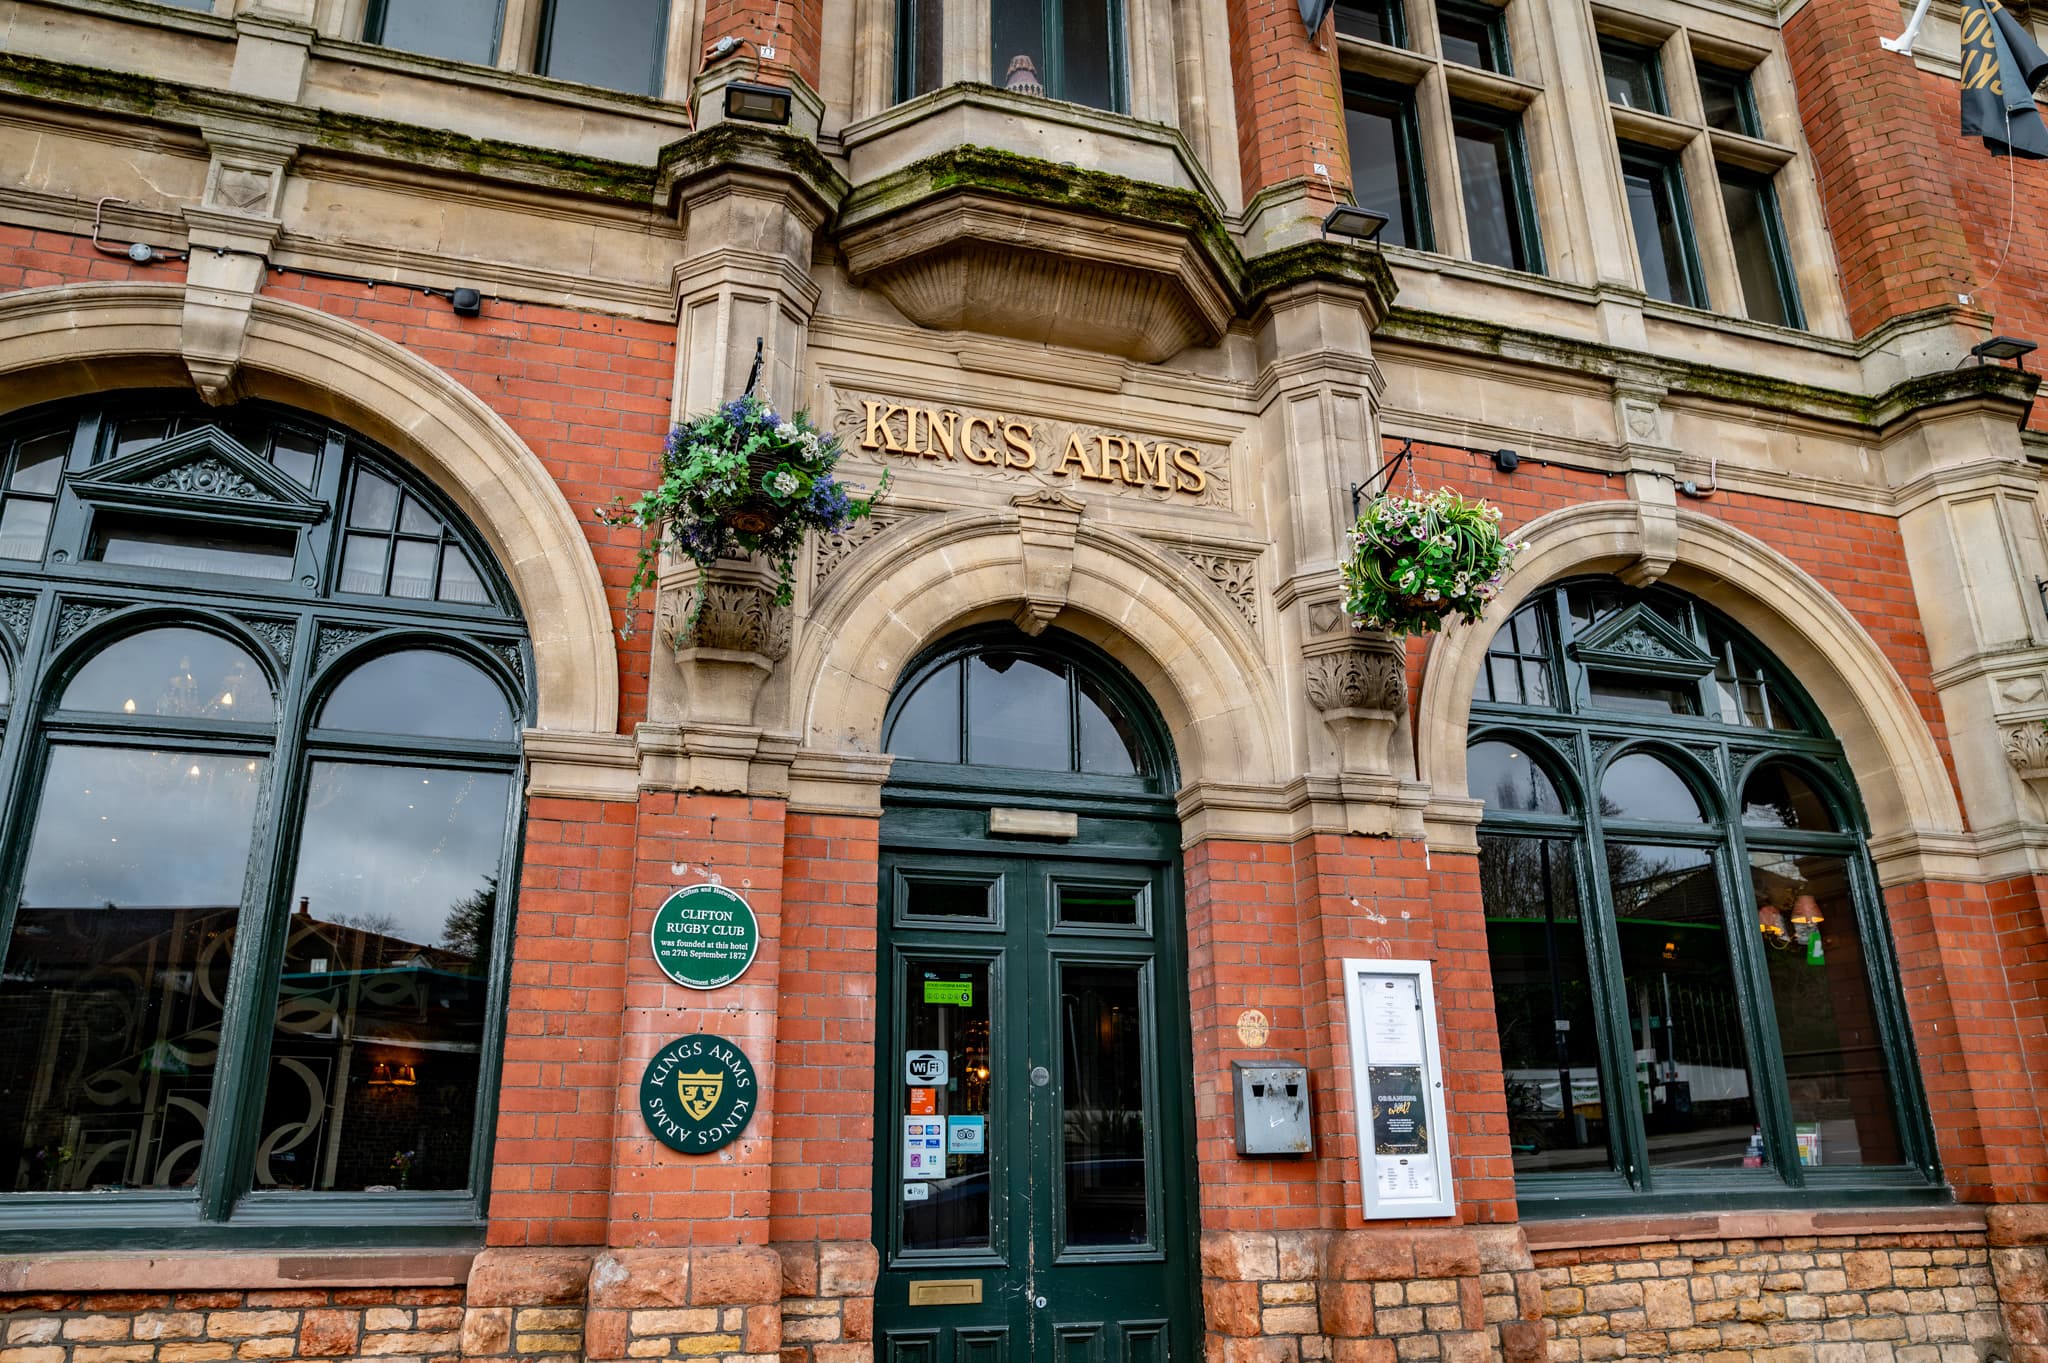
[1960, 0, 2048, 159]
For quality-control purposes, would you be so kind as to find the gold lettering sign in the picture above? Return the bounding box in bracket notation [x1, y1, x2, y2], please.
[851, 399, 1215, 501]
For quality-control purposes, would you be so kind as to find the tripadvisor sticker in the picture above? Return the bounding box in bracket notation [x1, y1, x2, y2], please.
[651, 884, 759, 990]
[640, 1033, 757, 1154]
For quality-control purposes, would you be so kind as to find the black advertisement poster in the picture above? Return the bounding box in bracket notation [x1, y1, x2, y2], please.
[1369, 1065, 1429, 1156]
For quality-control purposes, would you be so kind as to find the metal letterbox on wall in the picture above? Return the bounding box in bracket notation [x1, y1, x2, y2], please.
[1232, 1060, 1313, 1156]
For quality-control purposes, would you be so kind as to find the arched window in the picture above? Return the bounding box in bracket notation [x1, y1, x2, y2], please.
[1469, 579, 1933, 1212]
[0, 394, 527, 1241]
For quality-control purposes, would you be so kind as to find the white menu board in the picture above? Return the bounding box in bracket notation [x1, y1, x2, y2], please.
[1344, 958, 1455, 1220]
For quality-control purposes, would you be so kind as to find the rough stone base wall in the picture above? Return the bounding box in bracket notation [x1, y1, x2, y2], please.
[0, 1287, 483, 1363]
[1532, 1233, 2000, 1363]
[771, 1243, 877, 1363]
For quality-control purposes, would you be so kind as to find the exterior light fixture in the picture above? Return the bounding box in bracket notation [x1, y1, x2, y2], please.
[1321, 204, 1390, 245]
[1970, 335, 2037, 371]
[421, 286, 484, 317]
[725, 80, 793, 125]
[1492, 448, 1519, 473]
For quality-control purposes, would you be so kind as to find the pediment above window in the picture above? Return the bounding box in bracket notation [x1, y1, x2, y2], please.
[1567, 603, 1716, 679]
[70, 428, 330, 525]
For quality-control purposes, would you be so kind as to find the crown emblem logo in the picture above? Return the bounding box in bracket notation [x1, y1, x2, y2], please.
[677, 1069, 724, 1122]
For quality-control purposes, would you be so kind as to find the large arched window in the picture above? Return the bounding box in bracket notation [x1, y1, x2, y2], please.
[1469, 579, 1937, 1213]
[0, 394, 527, 1246]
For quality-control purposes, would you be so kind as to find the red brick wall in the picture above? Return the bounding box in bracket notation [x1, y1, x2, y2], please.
[1226, 0, 1350, 210]
[700, 0, 823, 89]
[0, 223, 190, 290]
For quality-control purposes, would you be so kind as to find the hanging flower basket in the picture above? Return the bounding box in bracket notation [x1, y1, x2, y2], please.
[602, 394, 887, 637]
[1342, 487, 1525, 637]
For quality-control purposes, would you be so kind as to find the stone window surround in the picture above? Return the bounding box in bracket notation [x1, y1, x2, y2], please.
[1337, 0, 1852, 339]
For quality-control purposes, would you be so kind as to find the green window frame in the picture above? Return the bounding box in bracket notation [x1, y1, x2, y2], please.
[1599, 36, 1668, 114]
[1696, 62, 1762, 137]
[362, 0, 505, 66]
[1619, 143, 1708, 309]
[0, 394, 531, 1251]
[1343, 74, 1434, 252]
[1452, 101, 1545, 275]
[988, 0, 1130, 113]
[1336, 0, 1409, 47]
[534, 0, 668, 97]
[1469, 580, 1942, 1218]
[1436, 0, 1511, 74]
[894, 0, 946, 103]
[1720, 168, 1806, 330]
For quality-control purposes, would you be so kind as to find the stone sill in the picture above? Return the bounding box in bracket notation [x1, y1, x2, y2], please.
[0, 1250, 476, 1293]
[1521, 1205, 1988, 1252]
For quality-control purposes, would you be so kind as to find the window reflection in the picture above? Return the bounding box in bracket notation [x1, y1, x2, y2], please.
[320, 650, 513, 742]
[1601, 753, 1702, 823]
[968, 653, 1069, 769]
[1743, 764, 1836, 831]
[1062, 964, 1149, 1246]
[251, 763, 510, 1192]
[1482, 834, 1608, 1173]
[1469, 741, 1564, 813]
[366, 0, 501, 65]
[63, 628, 273, 723]
[885, 643, 1146, 776]
[1, 747, 264, 1191]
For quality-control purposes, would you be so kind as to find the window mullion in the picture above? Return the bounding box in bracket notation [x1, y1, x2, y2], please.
[1718, 816, 1803, 1188]
[196, 610, 315, 1223]
[1582, 741, 1652, 1191]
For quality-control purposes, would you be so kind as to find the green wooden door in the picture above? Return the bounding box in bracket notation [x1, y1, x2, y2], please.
[874, 841, 1195, 1363]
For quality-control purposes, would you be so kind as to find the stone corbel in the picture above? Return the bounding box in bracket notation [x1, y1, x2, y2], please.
[654, 555, 792, 730]
[180, 139, 294, 404]
[1615, 383, 1680, 587]
[1011, 489, 1085, 635]
[1304, 631, 1407, 774]
[2004, 720, 2048, 817]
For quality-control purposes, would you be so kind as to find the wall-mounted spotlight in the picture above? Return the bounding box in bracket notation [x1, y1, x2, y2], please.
[1970, 335, 2038, 372]
[1491, 448, 1519, 473]
[1321, 204, 1390, 246]
[421, 286, 485, 318]
[725, 80, 794, 125]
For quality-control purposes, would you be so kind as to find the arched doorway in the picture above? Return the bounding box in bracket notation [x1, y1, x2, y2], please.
[871, 625, 1198, 1361]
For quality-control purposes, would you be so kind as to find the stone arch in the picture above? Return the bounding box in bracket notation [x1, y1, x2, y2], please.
[792, 511, 1287, 791]
[0, 282, 616, 734]
[1414, 501, 1964, 852]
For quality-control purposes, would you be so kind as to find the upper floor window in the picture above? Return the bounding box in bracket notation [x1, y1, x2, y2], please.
[0, 395, 528, 1247]
[358, 0, 667, 98]
[363, 0, 502, 66]
[1469, 579, 1937, 1214]
[897, 0, 1127, 111]
[1344, 75, 1433, 251]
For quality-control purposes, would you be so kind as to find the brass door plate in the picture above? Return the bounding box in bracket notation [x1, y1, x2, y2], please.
[908, 1278, 983, 1306]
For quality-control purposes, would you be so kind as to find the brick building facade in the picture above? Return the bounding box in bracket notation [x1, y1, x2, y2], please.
[3, 0, 2048, 1362]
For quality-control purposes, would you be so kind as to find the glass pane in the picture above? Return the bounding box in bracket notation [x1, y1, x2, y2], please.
[1622, 155, 1699, 307]
[1061, 964, 1148, 1246]
[437, 546, 489, 605]
[1743, 764, 1837, 830]
[902, 0, 944, 97]
[539, 0, 664, 94]
[1600, 39, 1664, 110]
[65, 627, 275, 723]
[993, 0, 1048, 98]
[1438, 1, 1503, 71]
[1059, 0, 1116, 108]
[12, 430, 67, 495]
[1721, 173, 1799, 328]
[902, 960, 992, 1251]
[1749, 852, 1903, 1166]
[372, 0, 500, 65]
[1, 747, 264, 1190]
[94, 515, 297, 580]
[339, 533, 390, 595]
[887, 662, 962, 763]
[1588, 671, 1699, 715]
[1468, 741, 1564, 813]
[1345, 82, 1427, 249]
[1600, 753, 1702, 823]
[1454, 111, 1536, 272]
[967, 653, 1070, 770]
[1057, 883, 1141, 927]
[251, 762, 510, 1192]
[1335, 0, 1403, 44]
[0, 498, 51, 562]
[398, 496, 440, 537]
[111, 417, 171, 461]
[904, 878, 994, 920]
[1077, 673, 1140, 775]
[0, 652, 10, 705]
[349, 468, 400, 531]
[389, 540, 438, 600]
[1607, 843, 1761, 1168]
[1697, 65, 1755, 135]
[320, 649, 514, 741]
[269, 428, 321, 488]
[1482, 834, 1608, 1173]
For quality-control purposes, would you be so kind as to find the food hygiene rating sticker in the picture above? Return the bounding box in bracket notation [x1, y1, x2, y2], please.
[639, 1033, 757, 1154]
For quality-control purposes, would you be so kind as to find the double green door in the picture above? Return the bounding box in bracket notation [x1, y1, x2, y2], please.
[873, 845, 1195, 1363]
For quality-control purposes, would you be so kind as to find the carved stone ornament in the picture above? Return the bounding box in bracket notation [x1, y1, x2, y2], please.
[1011, 489, 1085, 636]
[1175, 549, 1259, 631]
[812, 509, 904, 592]
[652, 557, 791, 729]
[673, 579, 793, 661]
[2005, 721, 2048, 815]
[0, 595, 32, 646]
[146, 456, 262, 501]
[1304, 633, 1407, 774]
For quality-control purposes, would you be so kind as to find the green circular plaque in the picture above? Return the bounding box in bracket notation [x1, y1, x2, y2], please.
[650, 884, 759, 990]
[639, 1033, 758, 1154]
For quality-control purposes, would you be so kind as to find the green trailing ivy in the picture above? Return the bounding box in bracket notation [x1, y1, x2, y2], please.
[1342, 487, 1525, 637]
[603, 394, 887, 638]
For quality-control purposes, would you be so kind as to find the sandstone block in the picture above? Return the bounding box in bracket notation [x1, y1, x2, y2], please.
[515, 1333, 582, 1353]
[1321, 1282, 1375, 1337]
[817, 1243, 878, 1299]
[843, 1298, 872, 1342]
[468, 1250, 597, 1309]
[1275, 1232, 1323, 1281]
[584, 1310, 629, 1361]
[1996, 1247, 2048, 1303]
[462, 1308, 512, 1357]
[62, 1319, 132, 1342]
[1203, 1282, 1261, 1337]
[1331, 1340, 1397, 1363]
[1263, 1306, 1320, 1335]
[1498, 1321, 1546, 1363]
[774, 1245, 818, 1300]
[1407, 1280, 1458, 1306]
[299, 1310, 361, 1358]
[673, 1335, 742, 1357]
[234, 1339, 296, 1360]
[137, 1314, 207, 1342]
[690, 1250, 781, 1308]
[3, 1323, 57, 1346]
[1329, 1234, 1416, 1282]
[157, 1346, 234, 1363]
[590, 1253, 690, 1310]
[1413, 1234, 1481, 1279]
[1845, 1253, 1893, 1291]
[364, 1311, 413, 1332]
[0, 1348, 62, 1363]
[207, 1313, 297, 1339]
[73, 1349, 154, 1363]
[1644, 1279, 1693, 1327]
[628, 1311, 718, 1335]
[513, 1310, 581, 1333]
[1263, 1281, 1315, 1306]
[1203, 1234, 1281, 1283]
